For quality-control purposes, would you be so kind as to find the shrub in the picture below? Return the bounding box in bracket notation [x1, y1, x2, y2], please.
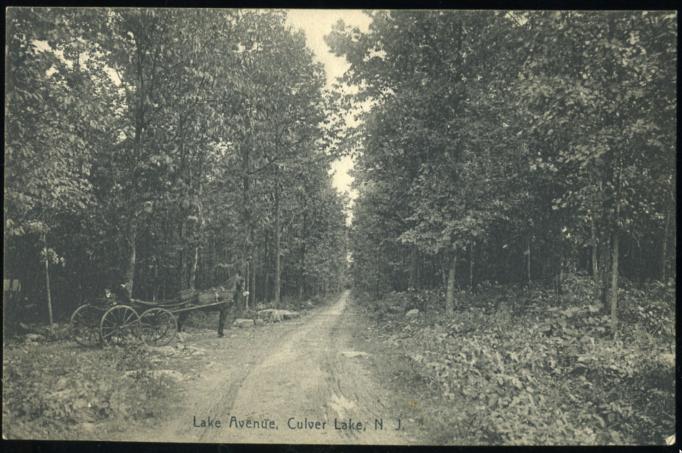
[359, 275, 675, 445]
[3, 341, 178, 439]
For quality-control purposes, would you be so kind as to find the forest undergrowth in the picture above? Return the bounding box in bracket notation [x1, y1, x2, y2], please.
[2, 293, 336, 440]
[355, 274, 675, 445]
[2, 333, 180, 440]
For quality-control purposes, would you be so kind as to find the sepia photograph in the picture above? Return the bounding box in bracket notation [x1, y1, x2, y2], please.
[3, 8, 677, 446]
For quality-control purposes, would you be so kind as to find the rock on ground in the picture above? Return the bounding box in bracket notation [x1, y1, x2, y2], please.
[125, 369, 186, 381]
[340, 351, 370, 359]
[405, 308, 420, 318]
[257, 309, 300, 322]
[233, 318, 255, 328]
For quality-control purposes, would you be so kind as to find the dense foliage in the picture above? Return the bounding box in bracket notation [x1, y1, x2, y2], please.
[328, 11, 676, 331]
[356, 276, 675, 444]
[5, 8, 348, 325]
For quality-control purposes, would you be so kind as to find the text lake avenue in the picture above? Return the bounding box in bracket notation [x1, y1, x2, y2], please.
[192, 415, 403, 432]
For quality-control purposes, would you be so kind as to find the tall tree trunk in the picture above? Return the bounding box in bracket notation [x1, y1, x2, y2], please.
[526, 236, 532, 285]
[263, 230, 271, 301]
[162, 209, 171, 298]
[298, 231, 304, 300]
[591, 215, 600, 300]
[599, 238, 611, 311]
[179, 220, 188, 289]
[125, 33, 147, 298]
[469, 245, 474, 292]
[249, 258, 256, 308]
[445, 251, 457, 317]
[188, 182, 203, 291]
[274, 177, 281, 307]
[610, 232, 620, 335]
[152, 259, 159, 301]
[661, 201, 671, 281]
[208, 235, 216, 287]
[42, 233, 54, 328]
[299, 206, 307, 300]
[555, 253, 562, 305]
[375, 249, 381, 297]
[239, 111, 254, 309]
[244, 262, 250, 312]
[189, 246, 199, 290]
[123, 223, 137, 298]
[610, 144, 623, 335]
[441, 254, 449, 289]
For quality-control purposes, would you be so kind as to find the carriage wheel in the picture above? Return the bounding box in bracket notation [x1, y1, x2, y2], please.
[140, 308, 177, 346]
[100, 305, 141, 346]
[70, 304, 102, 347]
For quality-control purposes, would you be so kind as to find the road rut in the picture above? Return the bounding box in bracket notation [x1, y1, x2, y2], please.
[125, 291, 419, 445]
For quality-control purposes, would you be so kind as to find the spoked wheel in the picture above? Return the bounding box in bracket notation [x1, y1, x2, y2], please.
[70, 304, 102, 347]
[100, 305, 141, 346]
[140, 308, 177, 346]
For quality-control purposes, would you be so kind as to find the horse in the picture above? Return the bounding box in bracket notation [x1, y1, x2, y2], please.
[176, 273, 245, 337]
[112, 274, 244, 338]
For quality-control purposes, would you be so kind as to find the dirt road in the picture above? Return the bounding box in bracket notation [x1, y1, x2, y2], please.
[124, 291, 422, 445]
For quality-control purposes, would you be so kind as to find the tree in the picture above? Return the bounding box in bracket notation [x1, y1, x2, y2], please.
[333, 11, 675, 329]
[5, 8, 349, 325]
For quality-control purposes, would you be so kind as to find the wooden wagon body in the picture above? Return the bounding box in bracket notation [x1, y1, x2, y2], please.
[70, 287, 233, 347]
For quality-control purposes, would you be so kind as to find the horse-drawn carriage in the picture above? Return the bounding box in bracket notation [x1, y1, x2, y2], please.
[70, 282, 239, 347]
